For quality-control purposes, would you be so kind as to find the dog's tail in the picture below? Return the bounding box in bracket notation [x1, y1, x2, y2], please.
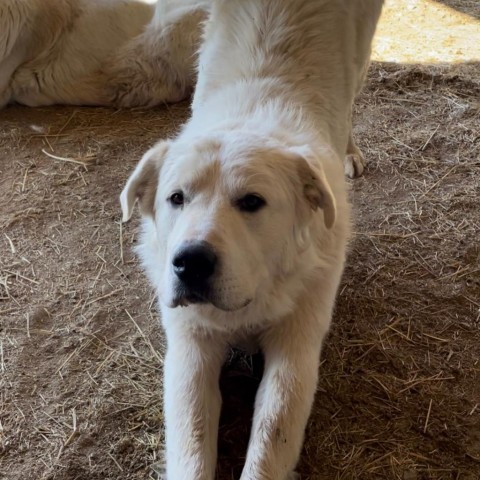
[152, 0, 210, 28]
[95, 4, 208, 108]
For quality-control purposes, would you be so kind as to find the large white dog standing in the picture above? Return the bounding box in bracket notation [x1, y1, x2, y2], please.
[121, 0, 383, 478]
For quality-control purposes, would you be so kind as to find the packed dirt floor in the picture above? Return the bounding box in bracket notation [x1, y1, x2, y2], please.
[1, 1, 479, 479]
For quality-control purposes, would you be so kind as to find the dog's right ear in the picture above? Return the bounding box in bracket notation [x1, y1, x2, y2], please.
[120, 141, 170, 222]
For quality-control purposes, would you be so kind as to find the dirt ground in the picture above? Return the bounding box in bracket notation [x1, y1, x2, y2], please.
[1, 1, 479, 479]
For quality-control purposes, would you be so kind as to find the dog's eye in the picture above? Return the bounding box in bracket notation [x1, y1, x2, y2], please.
[169, 191, 184, 207]
[237, 194, 266, 213]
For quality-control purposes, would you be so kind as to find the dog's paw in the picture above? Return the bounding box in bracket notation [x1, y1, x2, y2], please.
[344, 151, 366, 179]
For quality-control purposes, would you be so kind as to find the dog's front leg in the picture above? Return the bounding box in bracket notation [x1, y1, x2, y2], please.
[163, 326, 226, 480]
[240, 312, 328, 480]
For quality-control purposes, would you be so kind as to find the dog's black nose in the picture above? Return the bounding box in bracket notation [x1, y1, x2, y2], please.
[173, 242, 217, 286]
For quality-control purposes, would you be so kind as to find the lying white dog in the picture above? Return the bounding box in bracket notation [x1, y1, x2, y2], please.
[0, 0, 206, 108]
[121, 1, 383, 478]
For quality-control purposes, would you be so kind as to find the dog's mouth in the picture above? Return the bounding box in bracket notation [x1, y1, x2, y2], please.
[173, 291, 208, 307]
[171, 286, 252, 312]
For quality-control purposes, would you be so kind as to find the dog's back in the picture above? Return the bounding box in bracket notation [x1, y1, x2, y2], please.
[193, 0, 383, 157]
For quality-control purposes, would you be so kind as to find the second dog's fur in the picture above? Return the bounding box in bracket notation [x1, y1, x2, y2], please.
[0, 0, 206, 108]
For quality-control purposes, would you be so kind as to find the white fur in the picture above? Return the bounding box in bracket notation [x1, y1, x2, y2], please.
[122, 1, 383, 478]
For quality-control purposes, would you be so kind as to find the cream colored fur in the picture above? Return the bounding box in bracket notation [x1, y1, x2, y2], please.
[121, 1, 383, 478]
[0, 0, 207, 108]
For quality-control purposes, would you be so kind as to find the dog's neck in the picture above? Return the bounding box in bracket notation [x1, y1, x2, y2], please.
[191, 0, 355, 157]
[188, 77, 334, 156]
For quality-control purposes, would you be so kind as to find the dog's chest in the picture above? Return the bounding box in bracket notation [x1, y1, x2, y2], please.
[229, 329, 262, 355]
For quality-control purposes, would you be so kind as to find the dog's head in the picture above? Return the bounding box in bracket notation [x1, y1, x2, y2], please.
[121, 132, 336, 313]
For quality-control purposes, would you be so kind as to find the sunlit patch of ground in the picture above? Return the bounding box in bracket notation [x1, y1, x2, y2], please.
[373, 0, 480, 63]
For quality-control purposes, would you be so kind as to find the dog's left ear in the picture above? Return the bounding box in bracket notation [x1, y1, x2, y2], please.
[290, 146, 337, 229]
[120, 141, 171, 222]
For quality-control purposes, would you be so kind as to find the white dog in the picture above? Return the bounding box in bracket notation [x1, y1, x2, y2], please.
[121, 0, 383, 477]
[0, 0, 206, 108]
[121, 1, 383, 478]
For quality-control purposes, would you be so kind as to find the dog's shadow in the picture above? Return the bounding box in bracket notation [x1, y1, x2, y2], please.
[216, 349, 264, 480]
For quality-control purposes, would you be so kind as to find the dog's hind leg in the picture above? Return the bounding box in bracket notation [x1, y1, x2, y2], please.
[344, 53, 375, 179]
[344, 129, 366, 179]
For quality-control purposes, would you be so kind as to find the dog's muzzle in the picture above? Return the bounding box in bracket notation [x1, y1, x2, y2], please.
[172, 241, 217, 306]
